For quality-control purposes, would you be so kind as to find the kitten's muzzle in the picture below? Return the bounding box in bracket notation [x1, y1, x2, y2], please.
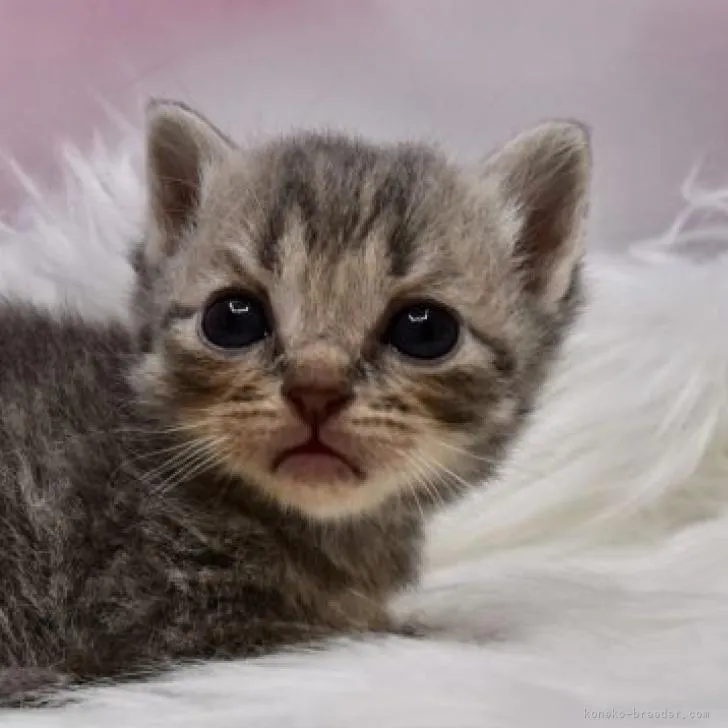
[276, 352, 364, 482]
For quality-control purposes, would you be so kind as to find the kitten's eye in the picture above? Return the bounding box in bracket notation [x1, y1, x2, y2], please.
[200, 292, 270, 350]
[384, 301, 460, 361]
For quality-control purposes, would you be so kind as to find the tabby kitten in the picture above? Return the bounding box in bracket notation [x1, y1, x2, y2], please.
[0, 101, 590, 703]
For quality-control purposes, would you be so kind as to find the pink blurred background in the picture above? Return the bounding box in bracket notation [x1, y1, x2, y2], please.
[1, 0, 727, 248]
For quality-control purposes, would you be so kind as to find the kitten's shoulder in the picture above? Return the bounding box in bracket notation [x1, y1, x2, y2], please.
[0, 300, 134, 383]
[0, 301, 139, 487]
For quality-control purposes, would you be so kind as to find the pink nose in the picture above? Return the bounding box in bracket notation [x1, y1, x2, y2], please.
[282, 385, 352, 425]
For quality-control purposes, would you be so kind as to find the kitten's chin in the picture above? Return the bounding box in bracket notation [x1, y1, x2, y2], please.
[274, 452, 362, 484]
[257, 465, 398, 521]
[265, 457, 374, 520]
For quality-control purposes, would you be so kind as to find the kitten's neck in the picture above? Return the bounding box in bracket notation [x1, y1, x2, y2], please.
[180, 469, 424, 600]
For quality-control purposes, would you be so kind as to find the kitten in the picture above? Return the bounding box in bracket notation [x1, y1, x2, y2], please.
[0, 101, 591, 704]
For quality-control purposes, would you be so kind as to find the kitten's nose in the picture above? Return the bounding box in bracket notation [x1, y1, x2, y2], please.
[283, 384, 352, 426]
[282, 343, 353, 425]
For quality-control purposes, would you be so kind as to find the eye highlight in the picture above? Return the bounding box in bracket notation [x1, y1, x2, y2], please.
[384, 301, 460, 361]
[200, 291, 270, 350]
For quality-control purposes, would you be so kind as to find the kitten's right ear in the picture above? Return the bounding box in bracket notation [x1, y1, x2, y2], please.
[145, 99, 234, 255]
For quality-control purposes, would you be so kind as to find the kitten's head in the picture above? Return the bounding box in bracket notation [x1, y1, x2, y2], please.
[132, 100, 591, 520]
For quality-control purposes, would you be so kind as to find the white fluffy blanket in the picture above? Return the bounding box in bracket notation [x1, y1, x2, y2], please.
[1, 138, 728, 727]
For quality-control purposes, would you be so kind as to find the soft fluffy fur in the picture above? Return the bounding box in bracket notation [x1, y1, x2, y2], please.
[0, 104, 591, 702]
[1, 130, 727, 727]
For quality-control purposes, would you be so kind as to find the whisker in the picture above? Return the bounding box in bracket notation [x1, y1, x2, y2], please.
[151, 444, 224, 496]
[126, 437, 210, 466]
[428, 438, 496, 466]
[141, 438, 216, 483]
[424, 454, 473, 492]
[407, 453, 449, 510]
[386, 449, 442, 515]
[142, 437, 222, 493]
[170, 450, 222, 488]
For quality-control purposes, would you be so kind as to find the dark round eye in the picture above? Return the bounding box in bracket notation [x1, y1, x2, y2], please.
[385, 301, 460, 361]
[200, 292, 270, 350]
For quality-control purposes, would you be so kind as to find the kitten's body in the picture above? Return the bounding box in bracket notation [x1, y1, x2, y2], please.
[0, 103, 591, 703]
[0, 308, 417, 681]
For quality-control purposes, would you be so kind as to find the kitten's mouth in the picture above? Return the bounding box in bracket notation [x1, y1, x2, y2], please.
[273, 438, 363, 483]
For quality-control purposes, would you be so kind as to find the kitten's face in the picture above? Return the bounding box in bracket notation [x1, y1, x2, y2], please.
[134, 103, 590, 519]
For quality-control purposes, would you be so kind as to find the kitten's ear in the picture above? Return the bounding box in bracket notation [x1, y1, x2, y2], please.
[482, 121, 591, 307]
[145, 99, 234, 253]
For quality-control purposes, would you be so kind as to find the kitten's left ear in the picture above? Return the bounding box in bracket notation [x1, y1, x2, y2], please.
[481, 121, 592, 308]
[145, 99, 235, 255]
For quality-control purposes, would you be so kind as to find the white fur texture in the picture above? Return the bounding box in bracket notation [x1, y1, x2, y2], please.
[1, 138, 728, 727]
